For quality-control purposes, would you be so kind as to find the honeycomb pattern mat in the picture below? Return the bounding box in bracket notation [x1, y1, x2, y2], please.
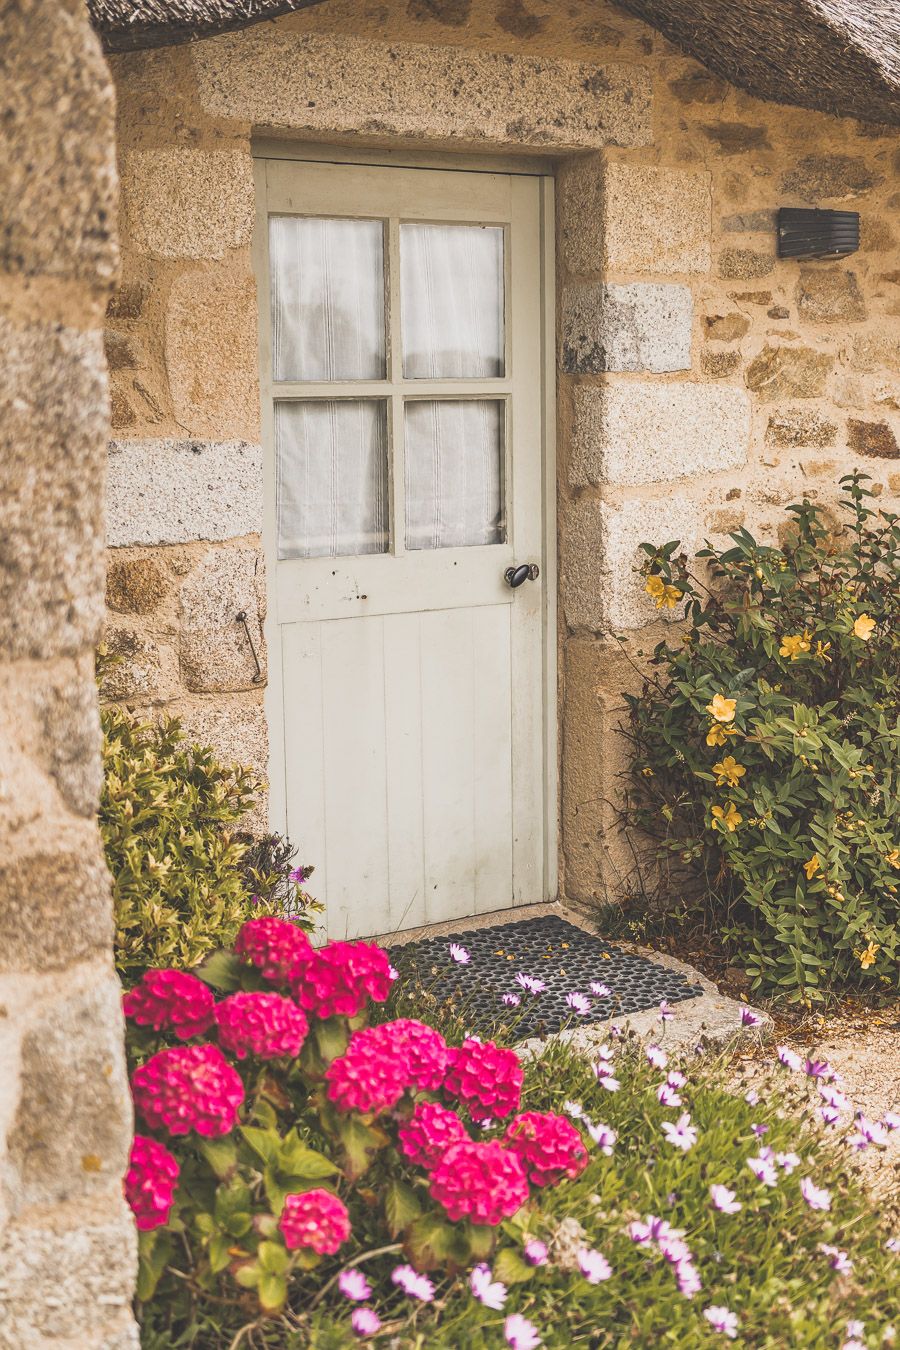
[388, 914, 704, 1041]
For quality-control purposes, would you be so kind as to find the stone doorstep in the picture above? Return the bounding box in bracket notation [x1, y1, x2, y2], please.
[379, 901, 772, 1057]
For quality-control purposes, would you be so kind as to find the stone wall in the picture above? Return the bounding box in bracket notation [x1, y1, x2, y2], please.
[0, 1, 138, 1345]
[105, 0, 899, 908]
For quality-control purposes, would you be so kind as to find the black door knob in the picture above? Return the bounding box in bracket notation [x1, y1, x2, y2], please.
[504, 563, 540, 588]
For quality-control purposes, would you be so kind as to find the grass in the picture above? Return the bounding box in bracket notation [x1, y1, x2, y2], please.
[317, 1042, 895, 1348]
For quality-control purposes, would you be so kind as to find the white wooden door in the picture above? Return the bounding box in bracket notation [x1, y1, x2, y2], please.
[255, 157, 552, 939]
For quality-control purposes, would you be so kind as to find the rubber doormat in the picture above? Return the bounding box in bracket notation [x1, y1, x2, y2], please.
[388, 914, 704, 1041]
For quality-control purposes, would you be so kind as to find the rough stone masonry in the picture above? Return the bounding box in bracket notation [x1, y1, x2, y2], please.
[0, 1, 138, 1344]
[103, 0, 899, 914]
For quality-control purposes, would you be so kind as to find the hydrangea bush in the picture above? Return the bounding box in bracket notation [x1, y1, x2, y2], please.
[620, 474, 899, 1001]
[128, 920, 898, 1348]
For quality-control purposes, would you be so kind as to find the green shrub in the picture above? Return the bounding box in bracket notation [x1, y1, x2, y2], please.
[620, 474, 899, 1003]
[100, 702, 317, 981]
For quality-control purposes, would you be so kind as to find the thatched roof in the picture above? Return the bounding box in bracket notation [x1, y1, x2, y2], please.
[90, 0, 900, 126]
[616, 0, 900, 126]
[89, 0, 328, 53]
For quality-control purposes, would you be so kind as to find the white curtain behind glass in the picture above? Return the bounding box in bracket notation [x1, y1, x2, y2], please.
[405, 401, 504, 550]
[276, 401, 389, 559]
[270, 216, 386, 381]
[401, 224, 505, 378]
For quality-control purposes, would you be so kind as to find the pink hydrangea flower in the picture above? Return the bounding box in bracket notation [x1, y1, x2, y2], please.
[325, 1026, 409, 1116]
[293, 941, 392, 1020]
[214, 992, 309, 1060]
[123, 969, 215, 1041]
[131, 1044, 244, 1137]
[430, 1140, 529, 1225]
[279, 1189, 351, 1254]
[397, 1101, 468, 1170]
[124, 1134, 180, 1231]
[377, 1019, 448, 1092]
[503, 1111, 588, 1187]
[442, 1039, 523, 1120]
[235, 916, 312, 983]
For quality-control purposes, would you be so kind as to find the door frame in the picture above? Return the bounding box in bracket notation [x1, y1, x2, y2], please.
[250, 143, 559, 910]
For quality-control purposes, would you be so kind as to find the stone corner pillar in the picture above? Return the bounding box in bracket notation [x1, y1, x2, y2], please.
[0, 1, 138, 1345]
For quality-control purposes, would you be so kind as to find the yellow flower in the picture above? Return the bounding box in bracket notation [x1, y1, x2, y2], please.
[853, 614, 876, 641]
[858, 942, 879, 970]
[886, 850, 900, 868]
[712, 755, 746, 788]
[645, 574, 683, 609]
[814, 640, 832, 663]
[803, 854, 820, 880]
[711, 802, 742, 833]
[641, 766, 654, 777]
[706, 694, 737, 723]
[779, 631, 812, 661]
[706, 724, 738, 747]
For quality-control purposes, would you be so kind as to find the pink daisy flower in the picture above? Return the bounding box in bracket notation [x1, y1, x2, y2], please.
[339, 1269, 372, 1301]
[504, 1313, 542, 1350]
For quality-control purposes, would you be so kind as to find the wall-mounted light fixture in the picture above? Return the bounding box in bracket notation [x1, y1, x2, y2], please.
[777, 207, 860, 261]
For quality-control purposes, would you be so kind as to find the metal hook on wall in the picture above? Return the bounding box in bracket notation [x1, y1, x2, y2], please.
[235, 611, 264, 684]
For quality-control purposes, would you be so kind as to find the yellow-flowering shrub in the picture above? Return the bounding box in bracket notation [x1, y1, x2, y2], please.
[621, 475, 899, 1002]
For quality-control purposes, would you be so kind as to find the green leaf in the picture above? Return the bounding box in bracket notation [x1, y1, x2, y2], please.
[208, 1233, 232, 1274]
[406, 1213, 456, 1270]
[258, 1272, 288, 1312]
[315, 1018, 350, 1065]
[336, 1115, 389, 1180]
[277, 1131, 339, 1180]
[258, 1240, 290, 1275]
[136, 1230, 174, 1303]
[234, 1262, 261, 1289]
[493, 1248, 536, 1285]
[240, 1125, 280, 1165]
[384, 1178, 422, 1237]
[194, 949, 243, 992]
[199, 1136, 238, 1181]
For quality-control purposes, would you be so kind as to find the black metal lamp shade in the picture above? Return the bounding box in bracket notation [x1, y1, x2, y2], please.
[777, 207, 860, 260]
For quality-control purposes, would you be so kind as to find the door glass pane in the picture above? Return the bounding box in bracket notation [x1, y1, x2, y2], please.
[401, 224, 505, 378]
[276, 400, 389, 559]
[270, 216, 386, 381]
[405, 400, 505, 551]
